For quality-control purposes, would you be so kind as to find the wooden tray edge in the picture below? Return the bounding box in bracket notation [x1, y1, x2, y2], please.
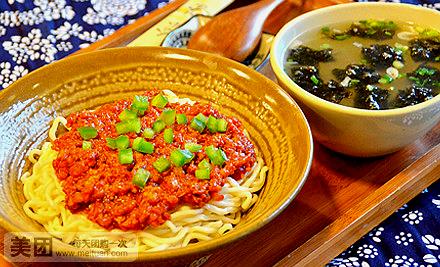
[275, 144, 440, 267]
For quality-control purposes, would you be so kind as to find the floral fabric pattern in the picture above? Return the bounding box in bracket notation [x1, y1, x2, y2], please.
[328, 182, 440, 267]
[0, 0, 170, 89]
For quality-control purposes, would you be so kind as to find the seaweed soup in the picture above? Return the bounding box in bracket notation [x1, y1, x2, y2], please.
[284, 20, 440, 110]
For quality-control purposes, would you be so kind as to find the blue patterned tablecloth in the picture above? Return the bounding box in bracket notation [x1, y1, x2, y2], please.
[0, 1, 439, 266]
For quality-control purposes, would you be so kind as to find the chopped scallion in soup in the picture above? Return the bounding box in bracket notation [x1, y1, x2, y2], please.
[285, 20, 440, 110]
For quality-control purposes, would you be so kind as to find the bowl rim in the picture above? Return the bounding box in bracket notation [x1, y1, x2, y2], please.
[270, 2, 440, 117]
[0, 46, 314, 262]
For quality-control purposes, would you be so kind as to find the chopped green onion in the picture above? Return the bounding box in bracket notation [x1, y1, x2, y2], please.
[217, 119, 228, 132]
[78, 126, 98, 140]
[163, 128, 174, 144]
[394, 42, 409, 53]
[379, 74, 393, 84]
[151, 94, 168, 108]
[206, 115, 218, 133]
[366, 85, 376, 91]
[133, 95, 149, 110]
[82, 141, 92, 150]
[152, 120, 166, 133]
[360, 59, 369, 65]
[170, 149, 194, 167]
[416, 67, 436, 76]
[321, 26, 330, 34]
[160, 109, 176, 125]
[132, 168, 150, 188]
[153, 157, 171, 173]
[195, 168, 210, 180]
[106, 135, 130, 150]
[335, 34, 351, 40]
[118, 148, 133, 165]
[119, 109, 138, 121]
[185, 143, 202, 152]
[190, 113, 207, 133]
[320, 43, 331, 49]
[115, 118, 141, 134]
[310, 75, 320, 85]
[143, 128, 155, 139]
[195, 113, 208, 124]
[198, 159, 211, 170]
[132, 137, 154, 154]
[392, 60, 404, 69]
[349, 79, 360, 87]
[398, 73, 407, 79]
[205, 145, 228, 166]
[435, 56, 440, 62]
[176, 114, 188, 124]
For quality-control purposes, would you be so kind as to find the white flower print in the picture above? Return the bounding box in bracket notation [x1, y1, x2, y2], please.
[0, 62, 28, 89]
[368, 227, 384, 243]
[432, 195, 440, 208]
[421, 188, 428, 194]
[422, 235, 440, 250]
[50, 22, 83, 41]
[158, 1, 168, 8]
[8, 0, 25, 4]
[0, 11, 20, 27]
[395, 232, 414, 246]
[82, 0, 147, 25]
[56, 41, 73, 52]
[356, 244, 378, 259]
[0, 26, 6, 37]
[0, 0, 74, 28]
[327, 257, 370, 267]
[385, 255, 418, 267]
[423, 254, 438, 264]
[402, 210, 424, 225]
[3, 29, 57, 64]
[399, 204, 409, 211]
[77, 28, 115, 48]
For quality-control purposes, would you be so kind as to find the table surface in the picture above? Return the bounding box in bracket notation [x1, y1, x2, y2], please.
[1, 1, 439, 266]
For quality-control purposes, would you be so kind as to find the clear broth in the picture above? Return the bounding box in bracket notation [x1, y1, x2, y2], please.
[287, 20, 440, 108]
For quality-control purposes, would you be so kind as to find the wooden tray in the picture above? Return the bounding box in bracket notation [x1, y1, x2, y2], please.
[2, 1, 439, 266]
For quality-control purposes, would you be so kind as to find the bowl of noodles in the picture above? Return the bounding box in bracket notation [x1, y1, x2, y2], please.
[0, 47, 313, 264]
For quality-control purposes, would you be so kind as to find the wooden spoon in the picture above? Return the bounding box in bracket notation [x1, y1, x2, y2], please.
[187, 0, 285, 62]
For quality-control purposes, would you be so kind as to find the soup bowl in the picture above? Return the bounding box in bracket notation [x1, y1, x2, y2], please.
[0, 47, 313, 264]
[270, 2, 440, 157]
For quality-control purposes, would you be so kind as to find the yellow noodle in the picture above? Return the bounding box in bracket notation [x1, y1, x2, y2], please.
[21, 115, 267, 252]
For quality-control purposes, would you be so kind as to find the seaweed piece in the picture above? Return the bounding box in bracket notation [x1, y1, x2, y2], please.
[409, 38, 440, 62]
[319, 80, 351, 103]
[287, 66, 349, 104]
[362, 45, 403, 67]
[407, 65, 440, 88]
[348, 20, 397, 40]
[355, 85, 390, 110]
[332, 64, 381, 84]
[288, 65, 322, 93]
[395, 85, 435, 107]
[287, 45, 333, 66]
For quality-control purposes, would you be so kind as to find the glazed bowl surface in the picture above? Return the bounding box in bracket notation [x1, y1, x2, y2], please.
[0, 47, 313, 263]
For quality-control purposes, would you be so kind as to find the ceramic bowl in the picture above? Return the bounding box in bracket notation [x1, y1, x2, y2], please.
[0, 47, 312, 264]
[270, 2, 440, 157]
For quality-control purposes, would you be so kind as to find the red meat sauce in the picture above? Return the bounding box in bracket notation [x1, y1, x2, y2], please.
[51, 90, 256, 231]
